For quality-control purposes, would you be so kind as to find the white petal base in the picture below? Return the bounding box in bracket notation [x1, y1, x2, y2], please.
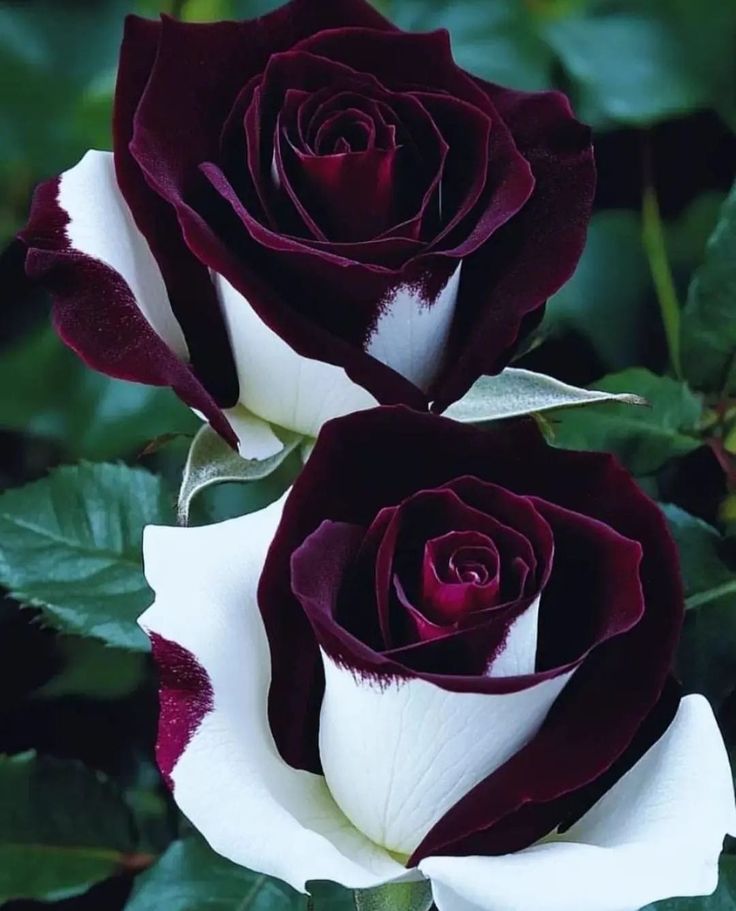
[216, 274, 378, 438]
[366, 265, 461, 393]
[319, 650, 573, 856]
[420, 695, 736, 911]
[140, 499, 410, 892]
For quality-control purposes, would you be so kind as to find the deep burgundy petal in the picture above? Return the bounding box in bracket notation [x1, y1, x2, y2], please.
[148, 632, 214, 791]
[430, 87, 595, 409]
[293, 28, 489, 106]
[20, 176, 237, 446]
[114, 15, 238, 407]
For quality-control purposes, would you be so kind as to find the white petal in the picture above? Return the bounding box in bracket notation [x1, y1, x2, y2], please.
[366, 264, 461, 393]
[139, 499, 409, 892]
[319, 650, 573, 856]
[421, 694, 736, 911]
[487, 596, 540, 678]
[58, 150, 188, 359]
[224, 404, 284, 460]
[215, 274, 378, 438]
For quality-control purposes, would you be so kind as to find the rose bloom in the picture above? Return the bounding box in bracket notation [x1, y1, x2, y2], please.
[19, 0, 594, 455]
[140, 408, 734, 911]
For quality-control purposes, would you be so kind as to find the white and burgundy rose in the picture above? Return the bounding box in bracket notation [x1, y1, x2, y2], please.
[139, 408, 735, 911]
[19, 0, 594, 455]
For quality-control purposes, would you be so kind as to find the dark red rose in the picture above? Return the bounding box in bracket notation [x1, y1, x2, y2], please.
[20, 0, 594, 450]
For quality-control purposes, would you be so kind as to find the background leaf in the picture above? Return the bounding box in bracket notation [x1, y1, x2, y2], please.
[550, 369, 703, 474]
[0, 463, 173, 649]
[681, 180, 736, 394]
[660, 504, 735, 605]
[0, 324, 199, 460]
[0, 751, 141, 903]
[125, 836, 302, 911]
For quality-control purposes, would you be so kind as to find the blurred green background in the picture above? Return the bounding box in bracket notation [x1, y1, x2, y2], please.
[0, 0, 735, 909]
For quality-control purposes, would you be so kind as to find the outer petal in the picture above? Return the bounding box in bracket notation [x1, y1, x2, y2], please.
[318, 650, 573, 856]
[113, 14, 239, 407]
[58, 151, 187, 357]
[139, 499, 410, 891]
[20, 151, 237, 446]
[216, 274, 378, 436]
[431, 88, 595, 410]
[420, 694, 736, 911]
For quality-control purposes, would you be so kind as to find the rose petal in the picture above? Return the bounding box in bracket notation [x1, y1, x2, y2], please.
[20, 151, 237, 446]
[139, 498, 410, 891]
[420, 695, 735, 911]
[365, 263, 461, 392]
[114, 15, 238, 406]
[431, 88, 595, 409]
[223, 405, 284, 460]
[318, 648, 573, 856]
[57, 151, 187, 357]
[215, 273, 378, 437]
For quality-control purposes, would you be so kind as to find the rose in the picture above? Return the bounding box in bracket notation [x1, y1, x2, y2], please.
[140, 407, 734, 911]
[19, 0, 594, 456]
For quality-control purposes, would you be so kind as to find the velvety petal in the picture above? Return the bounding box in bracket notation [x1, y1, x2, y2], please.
[318, 648, 573, 857]
[293, 28, 488, 107]
[415, 92, 533, 258]
[286, 144, 403, 242]
[420, 695, 736, 911]
[139, 497, 410, 891]
[431, 88, 595, 409]
[292, 30, 535, 257]
[215, 273, 379, 436]
[20, 152, 237, 446]
[114, 15, 238, 407]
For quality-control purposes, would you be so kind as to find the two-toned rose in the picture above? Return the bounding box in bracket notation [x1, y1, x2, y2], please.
[140, 409, 735, 911]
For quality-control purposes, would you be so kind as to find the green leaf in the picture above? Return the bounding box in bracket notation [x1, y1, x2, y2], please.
[550, 368, 703, 475]
[666, 192, 727, 283]
[33, 637, 147, 701]
[355, 881, 433, 911]
[444, 368, 646, 424]
[0, 751, 140, 903]
[0, 463, 173, 650]
[663, 507, 736, 709]
[659, 504, 735, 606]
[679, 596, 736, 711]
[542, 3, 734, 129]
[388, 0, 553, 91]
[0, 324, 199, 460]
[641, 841, 736, 911]
[0, 0, 126, 177]
[178, 422, 302, 525]
[125, 836, 303, 911]
[681, 180, 736, 394]
[544, 211, 652, 371]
